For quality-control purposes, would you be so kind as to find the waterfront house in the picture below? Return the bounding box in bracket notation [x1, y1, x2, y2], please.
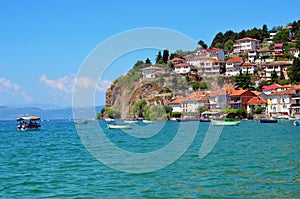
[264, 61, 292, 80]
[168, 96, 184, 113]
[141, 66, 164, 78]
[207, 89, 234, 110]
[247, 97, 267, 112]
[290, 86, 300, 116]
[225, 57, 244, 76]
[267, 89, 296, 116]
[181, 92, 209, 113]
[228, 89, 256, 109]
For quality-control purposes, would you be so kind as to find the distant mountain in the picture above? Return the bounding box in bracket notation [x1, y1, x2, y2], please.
[0, 106, 104, 121]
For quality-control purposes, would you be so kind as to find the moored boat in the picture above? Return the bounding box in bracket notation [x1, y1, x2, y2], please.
[294, 120, 300, 126]
[260, 119, 278, 123]
[74, 120, 88, 124]
[16, 116, 41, 131]
[211, 120, 240, 126]
[107, 123, 132, 129]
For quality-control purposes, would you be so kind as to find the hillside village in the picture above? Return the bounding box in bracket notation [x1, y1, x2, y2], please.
[103, 21, 300, 120]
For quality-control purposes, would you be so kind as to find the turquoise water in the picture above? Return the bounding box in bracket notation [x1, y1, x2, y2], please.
[0, 120, 299, 198]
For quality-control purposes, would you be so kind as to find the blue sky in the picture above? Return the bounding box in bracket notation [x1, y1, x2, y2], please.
[0, 0, 299, 107]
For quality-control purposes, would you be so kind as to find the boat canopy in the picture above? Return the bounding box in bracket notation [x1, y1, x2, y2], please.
[17, 116, 40, 121]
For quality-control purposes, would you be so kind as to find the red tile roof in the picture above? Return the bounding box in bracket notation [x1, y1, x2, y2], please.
[268, 89, 296, 96]
[174, 63, 192, 67]
[251, 91, 263, 96]
[182, 93, 209, 102]
[229, 89, 248, 96]
[168, 96, 184, 105]
[241, 62, 255, 67]
[274, 43, 283, 47]
[236, 37, 260, 42]
[247, 97, 267, 104]
[227, 57, 244, 63]
[262, 83, 281, 91]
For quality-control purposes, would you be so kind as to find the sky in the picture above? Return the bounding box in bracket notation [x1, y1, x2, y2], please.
[0, 0, 299, 108]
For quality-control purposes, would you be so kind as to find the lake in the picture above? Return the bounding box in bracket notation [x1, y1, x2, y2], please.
[0, 120, 299, 198]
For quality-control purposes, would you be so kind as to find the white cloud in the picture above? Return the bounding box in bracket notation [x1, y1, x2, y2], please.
[0, 77, 33, 102]
[0, 78, 20, 92]
[40, 74, 112, 93]
[39, 74, 74, 93]
[22, 91, 34, 102]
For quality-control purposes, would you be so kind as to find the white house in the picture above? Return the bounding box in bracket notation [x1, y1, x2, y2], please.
[168, 96, 184, 112]
[196, 48, 225, 61]
[267, 89, 296, 115]
[240, 62, 257, 74]
[174, 63, 193, 74]
[233, 37, 260, 54]
[181, 93, 209, 113]
[141, 66, 164, 78]
[264, 61, 292, 80]
[225, 57, 244, 76]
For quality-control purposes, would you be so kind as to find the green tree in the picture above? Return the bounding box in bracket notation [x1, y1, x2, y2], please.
[234, 70, 254, 90]
[148, 105, 165, 120]
[270, 69, 279, 83]
[133, 99, 147, 118]
[162, 49, 169, 64]
[145, 58, 151, 64]
[287, 57, 300, 84]
[198, 40, 208, 49]
[224, 40, 235, 51]
[191, 81, 200, 91]
[172, 112, 182, 118]
[156, 51, 163, 64]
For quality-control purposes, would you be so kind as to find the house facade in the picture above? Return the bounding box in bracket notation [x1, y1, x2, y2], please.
[228, 89, 257, 109]
[141, 66, 164, 78]
[267, 89, 296, 115]
[174, 63, 193, 74]
[225, 57, 244, 76]
[290, 87, 300, 116]
[240, 62, 257, 74]
[181, 93, 209, 113]
[233, 37, 260, 54]
[247, 97, 267, 112]
[264, 61, 292, 80]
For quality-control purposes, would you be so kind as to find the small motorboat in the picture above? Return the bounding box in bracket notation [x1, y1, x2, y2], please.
[16, 116, 41, 131]
[107, 123, 132, 129]
[211, 120, 240, 126]
[199, 119, 211, 122]
[142, 120, 153, 124]
[105, 118, 115, 122]
[74, 120, 88, 124]
[260, 119, 278, 123]
[294, 120, 300, 126]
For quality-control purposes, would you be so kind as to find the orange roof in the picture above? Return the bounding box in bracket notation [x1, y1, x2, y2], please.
[264, 61, 292, 66]
[229, 89, 248, 96]
[169, 96, 184, 105]
[182, 93, 209, 102]
[227, 57, 243, 63]
[268, 89, 296, 96]
[241, 62, 255, 67]
[174, 63, 192, 67]
[247, 97, 267, 104]
[236, 37, 260, 42]
[142, 66, 163, 71]
[170, 57, 185, 61]
[251, 91, 263, 96]
[28, 116, 40, 120]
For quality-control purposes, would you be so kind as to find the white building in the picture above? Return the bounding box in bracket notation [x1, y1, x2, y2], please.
[267, 89, 295, 115]
[168, 96, 184, 112]
[225, 57, 244, 76]
[141, 66, 164, 78]
[264, 61, 292, 80]
[240, 63, 257, 74]
[174, 63, 192, 74]
[233, 37, 260, 54]
[181, 93, 209, 113]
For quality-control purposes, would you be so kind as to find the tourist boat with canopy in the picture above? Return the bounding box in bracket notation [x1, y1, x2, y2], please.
[16, 116, 41, 131]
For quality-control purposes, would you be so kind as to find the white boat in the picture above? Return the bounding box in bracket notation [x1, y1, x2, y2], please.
[16, 116, 41, 131]
[105, 118, 115, 122]
[211, 120, 240, 126]
[142, 120, 153, 124]
[124, 120, 138, 124]
[107, 123, 132, 129]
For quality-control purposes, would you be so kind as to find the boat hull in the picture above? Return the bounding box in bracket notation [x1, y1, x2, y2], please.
[260, 119, 278, 123]
[107, 124, 132, 129]
[211, 120, 240, 126]
[294, 120, 300, 126]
